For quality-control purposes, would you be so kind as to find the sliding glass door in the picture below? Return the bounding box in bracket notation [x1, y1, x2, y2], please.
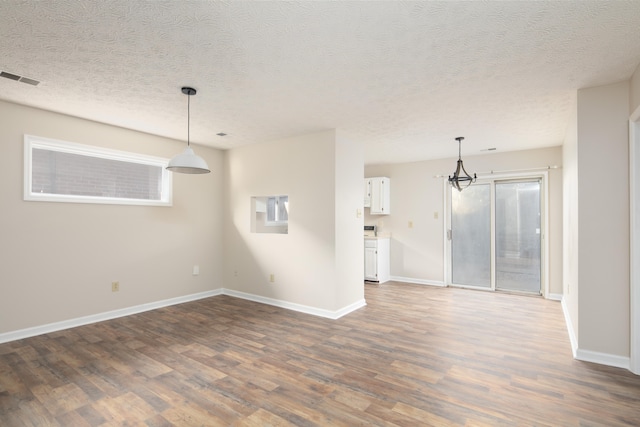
[451, 183, 491, 287]
[449, 178, 542, 294]
[495, 181, 541, 293]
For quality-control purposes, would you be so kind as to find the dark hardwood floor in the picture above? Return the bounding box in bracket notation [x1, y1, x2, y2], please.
[1, 282, 639, 426]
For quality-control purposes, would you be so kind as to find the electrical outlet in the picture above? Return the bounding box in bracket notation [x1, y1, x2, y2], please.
[193, 265, 200, 276]
[434, 211, 439, 219]
[408, 220, 414, 228]
[111, 281, 119, 292]
[269, 274, 275, 283]
[234, 270, 238, 277]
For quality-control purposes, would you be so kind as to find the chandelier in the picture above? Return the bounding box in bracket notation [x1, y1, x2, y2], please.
[448, 137, 476, 191]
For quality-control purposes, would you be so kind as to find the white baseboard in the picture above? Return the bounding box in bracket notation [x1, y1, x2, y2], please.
[561, 296, 630, 370]
[0, 288, 367, 344]
[561, 296, 578, 358]
[0, 289, 223, 344]
[389, 276, 446, 287]
[576, 349, 630, 370]
[222, 288, 366, 320]
[333, 298, 368, 319]
[546, 293, 563, 301]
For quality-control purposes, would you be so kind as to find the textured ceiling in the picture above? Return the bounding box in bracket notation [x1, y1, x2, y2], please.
[1, 1, 640, 164]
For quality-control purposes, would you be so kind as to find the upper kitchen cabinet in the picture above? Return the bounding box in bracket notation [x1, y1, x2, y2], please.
[363, 178, 372, 207]
[366, 177, 390, 215]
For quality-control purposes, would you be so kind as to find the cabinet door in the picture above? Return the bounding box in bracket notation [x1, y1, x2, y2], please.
[370, 177, 390, 215]
[364, 179, 372, 207]
[364, 246, 378, 280]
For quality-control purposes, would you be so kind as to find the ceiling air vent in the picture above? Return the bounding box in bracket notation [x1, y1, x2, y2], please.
[0, 71, 40, 86]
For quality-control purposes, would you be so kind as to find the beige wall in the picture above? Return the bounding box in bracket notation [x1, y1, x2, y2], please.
[223, 130, 364, 313]
[631, 62, 640, 113]
[575, 81, 630, 357]
[563, 99, 580, 343]
[0, 100, 224, 334]
[365, 146, 563, 295]
[631, 65, 640, 374]
[335, 131, 366, 308]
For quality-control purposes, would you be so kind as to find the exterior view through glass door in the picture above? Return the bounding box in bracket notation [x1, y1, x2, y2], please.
[451, 183, 491, 287]
[450, 178, 542, 294]
[495, 181, 541, 293]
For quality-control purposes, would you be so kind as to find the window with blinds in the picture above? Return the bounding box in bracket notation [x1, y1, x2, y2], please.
[24, 135, 172, 206]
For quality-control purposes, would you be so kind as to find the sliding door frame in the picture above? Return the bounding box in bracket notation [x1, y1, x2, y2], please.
[444, 171, 550, 297]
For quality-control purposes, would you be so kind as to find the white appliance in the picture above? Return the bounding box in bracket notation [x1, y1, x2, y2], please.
[364, 226, 390, 283]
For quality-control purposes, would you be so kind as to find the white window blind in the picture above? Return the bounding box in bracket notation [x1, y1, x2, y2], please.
[24, 135, 172, 206]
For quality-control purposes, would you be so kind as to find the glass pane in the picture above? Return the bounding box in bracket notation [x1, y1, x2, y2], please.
[31, 148, 163, 200]
[278, 196, 289, 221]
[451, 184, 491, 287]
[267, 197, 276, 222]
[495, 181, 541, 293]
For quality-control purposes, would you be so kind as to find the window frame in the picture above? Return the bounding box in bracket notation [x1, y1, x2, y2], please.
[265, 195, 289, 226]
[24, 134, 173, 206]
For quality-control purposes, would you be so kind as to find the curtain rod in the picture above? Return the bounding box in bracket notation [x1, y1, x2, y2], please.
[434, 165, 560, 179]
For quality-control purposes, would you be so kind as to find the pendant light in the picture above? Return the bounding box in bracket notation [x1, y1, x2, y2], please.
[166, 87, 211, 174]
[448, 137, 476, 192]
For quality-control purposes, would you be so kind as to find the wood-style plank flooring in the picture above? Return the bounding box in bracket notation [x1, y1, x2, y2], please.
[1, 282, 640, 426]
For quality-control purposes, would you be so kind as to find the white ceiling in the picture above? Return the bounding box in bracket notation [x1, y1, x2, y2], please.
[1, 1, 640, 165]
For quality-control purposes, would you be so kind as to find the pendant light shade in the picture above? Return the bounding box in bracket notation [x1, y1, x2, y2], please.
[448, 137, 476, 192]
[166, 87, 211, 174]
[167, 146, 210, 174]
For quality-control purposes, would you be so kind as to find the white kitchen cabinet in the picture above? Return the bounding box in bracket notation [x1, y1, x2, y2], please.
[363, 178, 372, 207]
[369, 177, 390, 215]
[364, 237, 390, 283]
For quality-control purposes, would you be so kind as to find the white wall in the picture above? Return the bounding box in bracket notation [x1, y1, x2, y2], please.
[631, 62, 640, 113]
[223, 130, 364, 315]
[335, 131, 366, 308]
[365, 146, 563, 295]
[563, 98, 580, 346]
[0, 100, 224, 335]
[630, 64, 640, 374]
[575, 81, 630, 359]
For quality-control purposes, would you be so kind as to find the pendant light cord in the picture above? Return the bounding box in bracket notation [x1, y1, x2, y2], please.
[187, 92, 191, 147]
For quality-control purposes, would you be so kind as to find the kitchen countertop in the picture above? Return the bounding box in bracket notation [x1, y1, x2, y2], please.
[364, 233, 391, 240]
